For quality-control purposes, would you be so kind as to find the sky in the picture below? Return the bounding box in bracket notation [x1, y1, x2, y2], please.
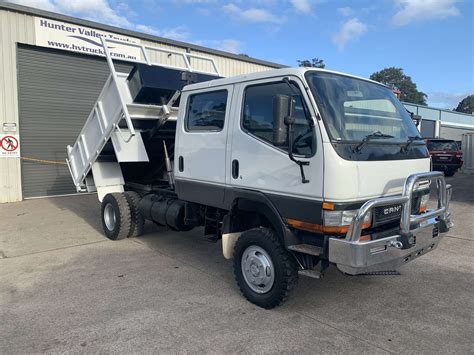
[5, 0, 474, 109]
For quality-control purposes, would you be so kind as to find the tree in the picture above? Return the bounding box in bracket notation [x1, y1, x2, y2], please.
[370, 67, 427, 105]
[297, 58, 325, 68]
[454, 95, 474, 114]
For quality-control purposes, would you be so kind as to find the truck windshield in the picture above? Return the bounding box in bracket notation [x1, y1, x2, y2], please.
[305, 71, 420, 142]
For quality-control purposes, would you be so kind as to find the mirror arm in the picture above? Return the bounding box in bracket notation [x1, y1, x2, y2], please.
[287, 119, 310, 184]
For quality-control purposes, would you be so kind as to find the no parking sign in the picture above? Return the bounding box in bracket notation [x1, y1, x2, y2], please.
[0, 134, 20, 158]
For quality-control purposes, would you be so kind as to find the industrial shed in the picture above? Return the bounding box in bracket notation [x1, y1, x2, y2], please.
[0, 2, 281, 203]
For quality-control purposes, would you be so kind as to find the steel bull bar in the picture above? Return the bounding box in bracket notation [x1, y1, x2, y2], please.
[329, 171, 453, 275]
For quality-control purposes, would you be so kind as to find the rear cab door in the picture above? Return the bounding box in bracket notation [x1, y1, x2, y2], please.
[174, 84, 234, 208]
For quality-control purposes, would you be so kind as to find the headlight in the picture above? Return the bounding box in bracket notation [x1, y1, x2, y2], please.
[419, 193, 430, 213]
[287, 207, 372, 235]
[323, 209, 372, 232]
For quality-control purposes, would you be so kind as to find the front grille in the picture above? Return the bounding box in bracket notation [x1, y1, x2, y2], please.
[373, 204, 403, 226]
[373, 196, 421, 227]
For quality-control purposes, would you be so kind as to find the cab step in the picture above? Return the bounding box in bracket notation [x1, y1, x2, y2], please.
[288, 244, 323, 256]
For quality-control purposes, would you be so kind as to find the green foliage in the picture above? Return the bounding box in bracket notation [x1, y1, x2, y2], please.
[454, 95, 474, 114]
[370, 67, 427, 105]
[297, 58, 325, 68]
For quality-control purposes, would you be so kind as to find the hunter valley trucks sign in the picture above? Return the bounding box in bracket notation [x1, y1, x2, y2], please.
[35, 17, 141, 60]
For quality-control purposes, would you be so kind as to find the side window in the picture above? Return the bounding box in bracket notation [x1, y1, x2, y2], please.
[242, 81, 315, 156]
[186, 90, 228, 131]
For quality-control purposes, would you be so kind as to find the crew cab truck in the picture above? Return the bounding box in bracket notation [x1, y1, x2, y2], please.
[67, 39, 452, 309]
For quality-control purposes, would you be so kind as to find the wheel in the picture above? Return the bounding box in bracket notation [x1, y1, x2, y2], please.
[444, 169, 455, 177]
[101, 193, 132, 240]
[233, 227, 298, 309]
[124, 191, 145, 238]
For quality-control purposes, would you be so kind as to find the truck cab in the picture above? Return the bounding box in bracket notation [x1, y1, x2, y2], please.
[67, 44, 452, 309]
[173, 68, 452, 304]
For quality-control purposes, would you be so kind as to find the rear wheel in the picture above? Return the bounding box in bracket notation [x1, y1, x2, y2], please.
[124, 191, 145, 238]
[101, 193, 132, 240]
[233, 227, 298, 309]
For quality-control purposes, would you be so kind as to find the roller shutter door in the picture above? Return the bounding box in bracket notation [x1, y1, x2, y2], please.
[420, 119, 436, 138]
[17, 44, 132, 198]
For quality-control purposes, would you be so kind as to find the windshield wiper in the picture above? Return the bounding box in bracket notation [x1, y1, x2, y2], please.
[400, 135, 423, 152]
[354, 131, 395, 152]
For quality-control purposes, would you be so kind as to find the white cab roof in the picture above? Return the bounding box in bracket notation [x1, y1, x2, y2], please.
[184, 67, 388, 91]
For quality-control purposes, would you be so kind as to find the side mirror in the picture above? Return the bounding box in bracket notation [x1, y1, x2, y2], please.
[273, 94, 293, 146]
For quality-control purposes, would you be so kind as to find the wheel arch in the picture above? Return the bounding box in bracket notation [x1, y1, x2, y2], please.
[222, 189, 298, 247]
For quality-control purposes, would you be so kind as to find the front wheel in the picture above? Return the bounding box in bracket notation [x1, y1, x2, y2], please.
[233, 227, 298, 309]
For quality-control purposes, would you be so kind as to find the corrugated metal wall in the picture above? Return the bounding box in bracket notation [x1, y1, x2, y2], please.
[17, 45, 133, 197]
[0, 10, 35, 203]
[403, 102, 474, 138]
[191, 49, 271, 77]
[140, 38, 189, 70]
[0, 7, 277, 202]
[135, 40, 271, 77]
[440, 125, 474, 141]
[461, 133, 474, 171]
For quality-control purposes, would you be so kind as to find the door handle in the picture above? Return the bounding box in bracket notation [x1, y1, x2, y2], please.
[178, 156, 184, 172]
[232, 159, 239, 179]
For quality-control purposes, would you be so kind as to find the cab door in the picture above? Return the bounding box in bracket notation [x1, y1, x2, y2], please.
[228, 77, 323, 204]
[174, 85, 234, 208]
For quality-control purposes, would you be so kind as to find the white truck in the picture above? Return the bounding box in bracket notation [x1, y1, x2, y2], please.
[67, 39, 452, 308]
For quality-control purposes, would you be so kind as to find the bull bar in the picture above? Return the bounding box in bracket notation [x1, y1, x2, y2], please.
[329, 171, 453, 275]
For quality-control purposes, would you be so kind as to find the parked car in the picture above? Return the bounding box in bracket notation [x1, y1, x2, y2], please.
[426, 138, 463, 176]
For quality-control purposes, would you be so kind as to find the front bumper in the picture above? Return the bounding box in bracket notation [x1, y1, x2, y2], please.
[328, 171, 452, 275]
[329, 218, 443, 274]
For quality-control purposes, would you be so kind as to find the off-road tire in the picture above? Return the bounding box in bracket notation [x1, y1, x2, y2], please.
[233, 227, 298, 309]
[101, 193, 132, 240]
[124, 191, 145, 238]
